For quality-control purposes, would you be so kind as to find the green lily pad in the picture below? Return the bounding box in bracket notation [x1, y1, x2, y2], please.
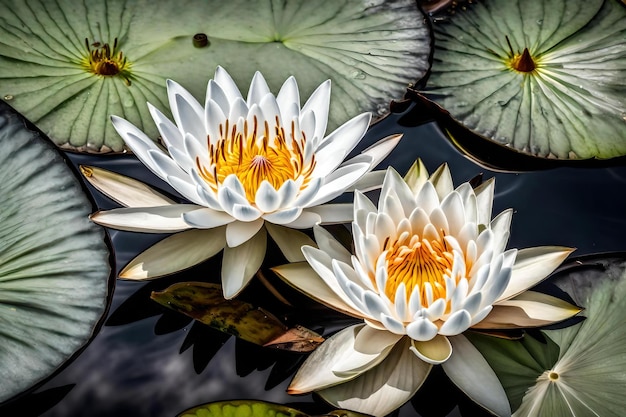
[178, 400, 306, 417]
[151, 282, 323, 352]
[468, 254, 626, 415]
[178, 400, 372, 417]
[0, 0, 431, 153]
[420, 0, 626, 160]
[0, 101, 110, 402]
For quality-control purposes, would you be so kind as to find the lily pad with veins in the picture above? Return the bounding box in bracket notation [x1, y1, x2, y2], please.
[469, 254, 626, 416]
[420, 0, 626, 160]
[0, 0, 431, 153]
[0, 101, 111, 403]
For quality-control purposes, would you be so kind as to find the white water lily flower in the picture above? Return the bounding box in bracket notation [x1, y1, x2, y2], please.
[90, 67, 401, 299]
[273, 161, 581, 417]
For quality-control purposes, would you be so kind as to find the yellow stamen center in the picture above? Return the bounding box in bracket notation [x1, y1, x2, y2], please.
[384, 232, 455, 303]
[196, 116, 315, 204]
[81, 38, 132, 85]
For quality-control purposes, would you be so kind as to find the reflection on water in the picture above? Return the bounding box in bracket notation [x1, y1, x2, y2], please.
[3, 104, 626, 416]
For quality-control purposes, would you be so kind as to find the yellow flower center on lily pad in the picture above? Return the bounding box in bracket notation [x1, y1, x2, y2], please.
[384, 232, 454, 303]
[197, 116, 315, 204]
[81, 38, 132, 85]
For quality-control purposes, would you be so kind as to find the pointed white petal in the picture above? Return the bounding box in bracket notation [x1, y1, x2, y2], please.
[499, 247, 575, 301]
[148, 103, 184, 151]
[439, 310, 472, 336]
[348, 170, 386, 193]
[280, 210, 322, 229]
[306, 204, 353, 224]
[474, 178, 495, 226]
[306, 162, 371, 207]
[429, 163, 454, 200]
[265, 223, 316, 263]
[91, 205, 196, 232]
[225, 218, 265, 247]
[79, 165, 175, 208]
[406, 318, 439, 341]
[214, 66, 243, 102]
[247, 71, 271, 106]
[302, 79, 331, 144]
[313, 112, 371, 177]
[288, 324, 365, 394]
[443, 335, 511, 417]
[181, 207, 235, 228]
[276, 76, 300, 122]
[254, 181, 281, 213]
[262, 206, 304, 225]
[358, 134, 403, 170]
[120, 228, 226, 279]
[221, 227, 266, 298]
[404, 159, 430, 195]
[332, 325, 403, 376]
[318, 337, 431, 417]
[313, 224, 351, 264]
[205, 79, 230, 117]
[272, 262, 363, 318]
[166, 79, 205, 142]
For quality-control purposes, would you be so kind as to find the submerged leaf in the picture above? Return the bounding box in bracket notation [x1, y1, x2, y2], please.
[0, 0, 431, 153]
[0, 101, 110, 402]
[421, 0, 626, 160]
[151, 282, 323, 352]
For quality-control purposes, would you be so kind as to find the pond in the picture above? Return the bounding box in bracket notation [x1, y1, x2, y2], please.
[0, 1, 625, 416]
[2, 101, 625, 416]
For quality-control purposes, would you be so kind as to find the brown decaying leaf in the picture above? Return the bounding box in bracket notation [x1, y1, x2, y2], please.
[151, 282, 323, 352]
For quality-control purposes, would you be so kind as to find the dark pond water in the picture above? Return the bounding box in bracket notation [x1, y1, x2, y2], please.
[2, 102, 626, 417]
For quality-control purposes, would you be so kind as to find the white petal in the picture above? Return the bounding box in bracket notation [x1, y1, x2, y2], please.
[221, 227, 266, 298]
[380, 313, 406, 335]
[425, 298, 446, 320]
[120, 228, 226, 279]
[406, 318, 439, 341]
[292, 176, 323, 207]
[276, 76, 300, 122]
[499, 246, 574, 301]
[148, 103, 184, 151]
[380, 167, 416, 217]
[247, 71, 271, 106]
[276, 179, 298, 207]
[490, 209, 513, 253]
[214, 66, 243, 102]
[439, 310, 472, 336]
[167, 79, 205, 143]
[443, 335, 511, 417]
[307, 204, 353, 224]
[254, 181, 281, 213]
[415, 181, 440, 215]
[110, 116, 166, 180]
[272, 262, 363, 318]
[205, 79, 230, 117]
[429, 163, 454, 200]
[313, 112, 371, 177]
[288, 324, 365, 394]
[302, 79, 331, 145]
[348, 170, 386, 193]
[181, 207, 235, 228]
[259, 93, 282, 134]
[332, 325, 403, 376]
[265, 223, 316, 263]
[313, 224, 352, 264]
[474, 178, 495, 226]
[280, 210, 322, 228]
[262, 206, 304, 225]
[440, 191, 466, 235]
[319, 337, 431, 417]
[357, 134, 403, 170]
[205, 98, 227, 143]
[225, 218, 265, 247]
[91, 205, 196, 232]
[79, 165, 175, 208]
